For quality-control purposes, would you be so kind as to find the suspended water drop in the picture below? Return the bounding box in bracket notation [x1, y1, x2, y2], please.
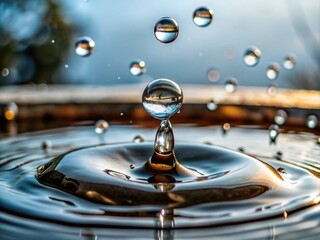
[193, 7, 213, 27]
[306, 115, 318, 129]
[142, 78, 183, 120]
[1, 68, 9, 77]
[222, 123, 231, 135]
[207, 99, 218, 111]
[3, 102, 18, 121]
[274, 110, 287, 126]
[243, 47, 261, 67]
[283, 54, 296, 70]
[277, 167, 286, 173]
[41, 140, 52, 150]
[95, 120, 109, 134]
[133, 134, 145, 143]
[224, 78, 238, 93]
[129, 60, 146, 76]
[154, 17, 179, 43]
[129, 164, 135, 169]
[266, 63, 280, 80]
[267, 83, 278, 96]
[207, 68, 220, 82]
[75, 36, 95, 57]
[269, 124, 279, 144]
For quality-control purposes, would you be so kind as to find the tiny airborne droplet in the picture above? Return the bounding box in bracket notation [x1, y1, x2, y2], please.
[283, 54, 296, 70]
[130, 60, 146, 76]
[274, 110, 287, 126]
[306, 115, 318, 129]
[266, 63, 280, 80]
[243, 47, 261, 67]
[154, 17, 179, 43]
[207, 68, 220, 82]
[193, 7, 213, 27]
[269, 124, 280, 144]
[207, 99, 218, 111]
[133, 134, 145, 143]
[224, 78, 238, 93]
[1, 68, 9, 77]
[95, 120, 109, 134]
[75, 36, 95, 57]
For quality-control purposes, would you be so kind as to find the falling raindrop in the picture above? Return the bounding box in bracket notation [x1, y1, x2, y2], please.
[75, 36, 95, 57]
[266, 63, 280, 80]
[207, 99, 218, 111]
[224, 78, 238, 93]
[193, 7, 213, 27]
[3, 102, 18, 121]
[95, 120, 109, 134]
[306, 115, 318, 129]
[243, 47, 261, 67]
[274, 110, 287, 126]
[129, 60, 146, 76]
[154, 17, 179, 43]
[207, 68, 220, 82]
[269, 124, 279, 144]
[283, 54, 296, 70]
[133, 134, 145, 143]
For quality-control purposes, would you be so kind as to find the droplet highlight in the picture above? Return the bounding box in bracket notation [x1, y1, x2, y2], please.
[133, 134, 145, 143]
[1, 68, 9, 77]
[274, 110, 287, 126]
[266, 63, 280, 80]
[283, 54, 296, 70]
[306, 115, 318, 129]
[129, 60, 146, 76]
[207, 99, 218, 111]
[243, 47, 261, 67]
[95, 120, 109, 134]
[224, 78, 238, 93]
[193, 7, 213, 27]
[207, 68, 220, 82]
[269, 124, 280, 144]
[154, 17, 179, 43]
[75, 36, 95, 57]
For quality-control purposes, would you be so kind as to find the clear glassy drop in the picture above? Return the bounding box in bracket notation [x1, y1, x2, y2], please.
[75, 36, 95, 57]
[266, 63, 280, 80]
[306, 115, 318, 129]
[243, 47, 261, 67]
[274, 110, 287, 126]
[269, 124, 280, 144]
[207, 99, 218, 111]
[224, 78, 238, 93]
[142, 78, 183, 120]
[95, 120, 109, 134]
[222, 123, 231, 135]
[193, 7, 213, 27]
[283, 54, 296, 70]
[154, 17, 179, 43]
[130, 60, 146, 76]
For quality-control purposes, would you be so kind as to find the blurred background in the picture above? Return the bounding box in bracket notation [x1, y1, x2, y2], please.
[0, 0, 319, 90]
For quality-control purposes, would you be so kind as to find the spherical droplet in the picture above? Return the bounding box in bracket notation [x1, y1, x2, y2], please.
[243, 47, 261, 67]
[193, 7, 213, 27]
[129, 164, 135, 169]
[133, 134, 145, 143]
[267, 83, 278, 96]
[224, 78, 238, 93]
[266, 63, 280, 80]
[75, 37, 95, 57]
[207, 68, 220, 82]
[274, 110, 287, 126]
[95, 120, 109, 134]
[41, 140, 52, 150]
[283, 54, 296, 70]
[269, 124, 279, 143]
[3, 102, 18, 121]
[130, 60, 146, 76]
[142, 79, 183, 120]
[207, 99, 218, 111]
[1, 68, 9, 77]
[306, 115, 318, 129]
[154, 17, 179, 43]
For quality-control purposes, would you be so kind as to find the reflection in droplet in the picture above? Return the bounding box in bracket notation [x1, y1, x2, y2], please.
[207, 68, 220, 82]
[129, 60, 146, 76]
[224, 78, 238, 93]
[154, 17, 179, 43]
[133, 134, 145, 143]
[274, 110, 287, 126]
[243, 47, 261, 67]
[41, 140, 52, 150]
[269, 124, 279, 144]
[267, 83, 278, 96]
[129, 164, 135, 169]
[207, 99, 218, 111]
[193, 7, 213, 27]
[4, 102, 18, 121]
[95, 120, 109, 134]
[142, 78, 183, 120]
[75, 36, 95, 57]
[306, 115, 318, 129]
[154, 120, 174, 154]
[283, 54, 296, 70]
[266, 63, 280, 80]
[222, 123, 231, 135]
[1, 68, 9, 77]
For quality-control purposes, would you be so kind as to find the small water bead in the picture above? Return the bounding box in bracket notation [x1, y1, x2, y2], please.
[133, 134, 145, 143]
[306, 115, 318, 129]
[142, 79, 183, 120]
[243, 47, 261, 67]
[224, 78, 238, 93]
[193, 7, 213, 27]
[266, 63, 280, 80]
[129, 164, 135, 169]
[222, 123, 231, 135]
[129, 60, 146, 76]
[283, 54, 296, 70]
[207, 99, 218, 111]
[269, 124, 280, 144]
[207, 68, 220, 82]
[154, 17, 179, 43]
[75, 36, 95, 57]
[274, 110, 288, 125]
[41, 140, 52, 150]
[3, 102, 18, 121]
[95, 120, 109, 134]
[267, 83, 278, 96]
[2, 68, 9, 77]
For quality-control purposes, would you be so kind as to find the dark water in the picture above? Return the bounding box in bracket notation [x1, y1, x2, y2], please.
[0, 124, 319, 239]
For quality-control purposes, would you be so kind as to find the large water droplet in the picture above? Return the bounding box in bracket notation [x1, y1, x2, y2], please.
[283, 54, 296, 70]
[269, 124, 280, 144]
[129, 60, 146, 76]
[274, 110, 287, 126]
[193, 7, 213, 27]
[95, 120, 109, 134]
[41, 140, 52, 150]
[207, 68, 220, 82]
[266, 63, 280, 80]
[154, 17, 179, 43]
[75, 36, 95, 57]
[3, 102, 18, 121]
[224, 78, 238, 93]
[243, 47, 261, 67]
[207, 99, 218, 111]
[142, 78, 183, 120]
[306, 115, 318, 129]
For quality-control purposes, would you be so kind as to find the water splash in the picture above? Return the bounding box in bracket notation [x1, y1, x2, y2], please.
[266, 63, 280, 80]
